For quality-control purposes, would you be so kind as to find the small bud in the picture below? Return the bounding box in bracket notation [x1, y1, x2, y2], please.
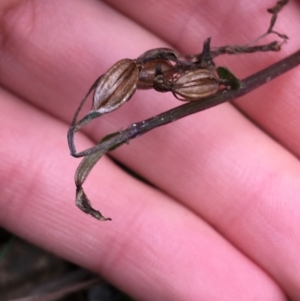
[92, 59, 140, 114]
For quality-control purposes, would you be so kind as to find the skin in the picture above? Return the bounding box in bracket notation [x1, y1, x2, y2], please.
[0, 0, 300, 300]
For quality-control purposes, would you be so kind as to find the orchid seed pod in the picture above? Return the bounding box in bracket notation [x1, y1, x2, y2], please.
[173, 68, 219, 100]
[154, 68, 220, 101]
[92, 59, 140, 114]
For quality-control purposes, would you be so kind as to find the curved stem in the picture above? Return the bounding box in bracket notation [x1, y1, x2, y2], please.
[81, 49, 300, 157]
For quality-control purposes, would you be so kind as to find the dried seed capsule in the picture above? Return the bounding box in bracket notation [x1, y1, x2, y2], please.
[173, 69, 219, 100]
[137, 59, 174, 89]
[92, 59, 140, 114]
[136, 47, 178, 64]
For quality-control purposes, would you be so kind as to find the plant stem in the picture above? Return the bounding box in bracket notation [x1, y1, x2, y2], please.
[87, 49, 300, 155]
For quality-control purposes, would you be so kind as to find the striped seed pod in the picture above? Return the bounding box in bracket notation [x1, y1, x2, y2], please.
[173, 68, 219, 100]
[154, 68, 219, 101]
[92, 59, 140, 114]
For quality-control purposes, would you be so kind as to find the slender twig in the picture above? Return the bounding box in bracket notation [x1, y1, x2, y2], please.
[6, 278, 102, 301]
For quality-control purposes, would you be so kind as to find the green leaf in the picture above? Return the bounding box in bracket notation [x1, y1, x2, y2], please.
[216, 66, 241, 90]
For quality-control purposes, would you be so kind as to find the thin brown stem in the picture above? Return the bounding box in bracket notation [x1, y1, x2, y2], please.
[79, 49, 300, 157]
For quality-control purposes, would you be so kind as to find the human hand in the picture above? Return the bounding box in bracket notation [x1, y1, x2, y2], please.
[0, 1, 300, 300]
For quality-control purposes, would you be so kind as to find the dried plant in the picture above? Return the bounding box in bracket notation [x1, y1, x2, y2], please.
[68, 0, 299, 221]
